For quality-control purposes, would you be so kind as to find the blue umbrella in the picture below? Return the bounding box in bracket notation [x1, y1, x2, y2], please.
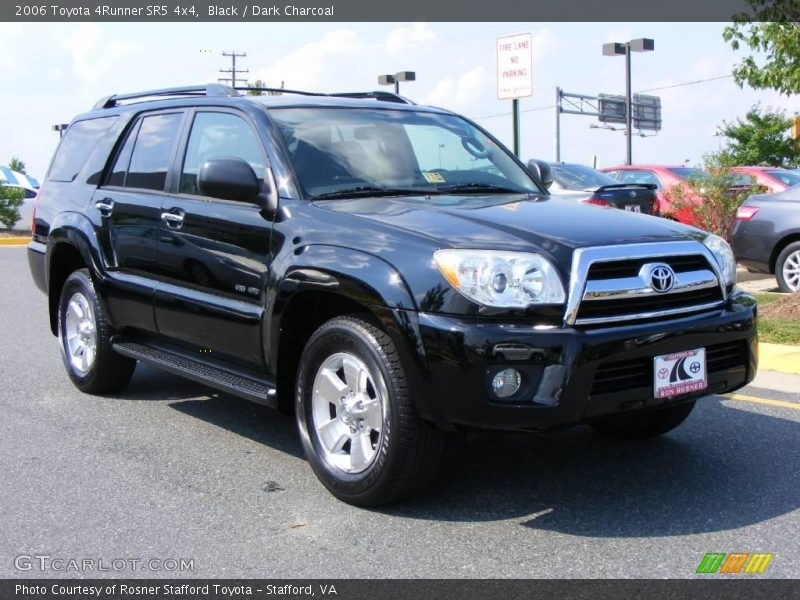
[0, 166, 39, 190]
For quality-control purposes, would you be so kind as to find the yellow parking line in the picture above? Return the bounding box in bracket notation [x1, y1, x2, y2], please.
[724, 393, 800, 411]
[0, 237, 30, 246]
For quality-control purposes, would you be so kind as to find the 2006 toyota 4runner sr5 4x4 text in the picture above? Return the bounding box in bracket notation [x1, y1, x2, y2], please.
[28, 84, 757, 505]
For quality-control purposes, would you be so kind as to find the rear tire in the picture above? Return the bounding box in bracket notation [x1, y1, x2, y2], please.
[295, 316, 444, 506]
[590, 400, 696, 440]
[775, 242, 800, 293]
[57, 268, 136, 394]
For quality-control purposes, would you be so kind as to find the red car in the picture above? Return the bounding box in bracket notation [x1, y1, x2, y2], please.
[730, 166, 800, 194]
[600, 165, 707, 225]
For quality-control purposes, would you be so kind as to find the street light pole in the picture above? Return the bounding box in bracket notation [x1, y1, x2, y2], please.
[602, 38, 654, 166]
[624, 43, 632, 166]
[378, 71, 416, 96]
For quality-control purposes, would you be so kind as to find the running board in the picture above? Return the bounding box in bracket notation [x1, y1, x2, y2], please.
[112, 340, 277, 408]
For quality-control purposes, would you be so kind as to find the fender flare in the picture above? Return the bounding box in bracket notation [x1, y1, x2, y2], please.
[45, 212, 110, 333]
[269, 246, 443, 424]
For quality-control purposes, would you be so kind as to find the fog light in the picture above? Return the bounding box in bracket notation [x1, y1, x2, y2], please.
[492, 368, 522, 398]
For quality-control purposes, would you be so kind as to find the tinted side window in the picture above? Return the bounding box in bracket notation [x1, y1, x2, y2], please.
[180, 112, 265, 196]
[126, 113, 183, 191]
[48, 117, 118, 182]
[106, 120, 141, 187]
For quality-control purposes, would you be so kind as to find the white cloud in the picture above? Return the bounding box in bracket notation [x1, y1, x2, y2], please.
[383, 23, 437, 54]
[421, 65, 489, 109]
[250, 29, 364, 91]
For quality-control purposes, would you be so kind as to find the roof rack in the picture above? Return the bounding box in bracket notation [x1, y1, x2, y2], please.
[234, 87, 415, 105]
[93, 84, 238, 110]
[93, 84, 416, 111]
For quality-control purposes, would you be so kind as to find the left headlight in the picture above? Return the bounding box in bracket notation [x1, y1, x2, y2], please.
[433, 249, 566, 308]
[703, 234, 736, 287]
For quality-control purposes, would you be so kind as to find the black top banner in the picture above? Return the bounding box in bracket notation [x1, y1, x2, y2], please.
[0, 0, 773, 22]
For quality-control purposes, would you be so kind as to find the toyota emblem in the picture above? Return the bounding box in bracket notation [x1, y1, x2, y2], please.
[649, 265, 675, 293]
[629, 190, 637, 198]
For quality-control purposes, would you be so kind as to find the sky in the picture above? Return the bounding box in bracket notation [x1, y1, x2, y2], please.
[0, 21, 796, 179]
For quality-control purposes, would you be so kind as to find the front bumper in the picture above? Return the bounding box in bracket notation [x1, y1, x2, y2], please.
[412, 291, 757, 432]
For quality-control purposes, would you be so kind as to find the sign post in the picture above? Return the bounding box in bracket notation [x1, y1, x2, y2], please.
[497, 33, 532, 158]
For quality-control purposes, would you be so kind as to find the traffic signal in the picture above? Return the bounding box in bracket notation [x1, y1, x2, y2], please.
[792, 116, 800, 141]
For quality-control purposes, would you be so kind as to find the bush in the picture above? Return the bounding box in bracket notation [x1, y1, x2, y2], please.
[665, 154, 758, 242]
[0, 186, 26, 229]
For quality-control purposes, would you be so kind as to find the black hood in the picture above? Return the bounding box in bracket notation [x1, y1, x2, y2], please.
[318, 194, 704, 257]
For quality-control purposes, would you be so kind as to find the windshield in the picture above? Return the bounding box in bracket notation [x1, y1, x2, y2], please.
[268, 108, 541, 199]
[551, 164, 618, 190]
[667, 167, 706, 181]
[767, 169, 800, 187]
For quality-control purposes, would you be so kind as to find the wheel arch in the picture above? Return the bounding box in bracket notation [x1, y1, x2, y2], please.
[46, 213, 107, 335]
[769, 231, 800, 274]
[269, 246, 429, 419]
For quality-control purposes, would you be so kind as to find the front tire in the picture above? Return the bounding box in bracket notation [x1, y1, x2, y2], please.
[295, 316, 444, 506]
[590, 400, 696, 440]
[58, 268, 136, 394]
[775, 242, 800, 293]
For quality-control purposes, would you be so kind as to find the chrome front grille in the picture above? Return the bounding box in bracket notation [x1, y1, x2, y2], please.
[564, 242, 726, 327]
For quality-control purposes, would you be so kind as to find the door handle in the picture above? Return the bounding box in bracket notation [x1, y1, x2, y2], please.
[95, 198, 114, 215]
[161, 209, 185, 228]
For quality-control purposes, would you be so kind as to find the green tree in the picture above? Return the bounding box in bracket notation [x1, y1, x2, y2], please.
[665, 153, 758, 242]
[716, 105, 798, 167]
[246, 79, 284, 96]
[0, 185, 26, 229]
[723, 2, 800, 96]
[7, 156, 26, 174]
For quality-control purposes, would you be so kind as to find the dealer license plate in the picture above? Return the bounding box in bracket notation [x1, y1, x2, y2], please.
[653, 348, 707, 398]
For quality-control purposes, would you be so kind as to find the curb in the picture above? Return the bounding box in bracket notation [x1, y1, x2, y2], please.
[0, 237, 31, 247]
[759, 342, 800, 375]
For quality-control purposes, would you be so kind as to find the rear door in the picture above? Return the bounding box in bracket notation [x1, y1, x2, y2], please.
[92, 110, 187, 333]
[153, 108, 273, 369]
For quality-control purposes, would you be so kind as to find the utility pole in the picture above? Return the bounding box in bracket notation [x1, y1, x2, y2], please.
[219, 51, 249, 87]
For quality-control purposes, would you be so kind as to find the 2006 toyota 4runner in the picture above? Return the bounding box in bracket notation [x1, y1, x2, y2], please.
[28, 84, 757, 505]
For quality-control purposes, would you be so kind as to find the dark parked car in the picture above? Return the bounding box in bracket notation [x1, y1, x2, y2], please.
[733, 186, 800, 292]
[29, 84, 757, 506]
[532, 160, 658, 215]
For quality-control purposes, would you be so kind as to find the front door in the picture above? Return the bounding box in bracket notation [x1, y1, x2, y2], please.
[153, 109, 273, 369]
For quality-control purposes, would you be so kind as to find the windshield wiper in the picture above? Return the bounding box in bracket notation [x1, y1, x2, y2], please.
[312, 186, 439, 200]
[435, 183, 528, 194]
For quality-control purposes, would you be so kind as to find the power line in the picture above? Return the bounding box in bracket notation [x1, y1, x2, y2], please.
[472, 104, 555, 121]
[219, 51, 249, 87]
[637, 74, 733, 93]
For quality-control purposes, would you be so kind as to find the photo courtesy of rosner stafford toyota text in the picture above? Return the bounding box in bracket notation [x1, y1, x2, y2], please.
[0, 0, 799, 597]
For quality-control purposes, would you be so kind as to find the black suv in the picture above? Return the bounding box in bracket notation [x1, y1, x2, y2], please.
[28, 84, 757, 506]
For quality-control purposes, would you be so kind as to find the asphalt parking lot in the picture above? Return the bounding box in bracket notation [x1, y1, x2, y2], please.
[1, 245, 798, 579]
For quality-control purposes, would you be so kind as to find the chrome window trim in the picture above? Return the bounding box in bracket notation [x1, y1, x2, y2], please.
[564, 241, 726, 326]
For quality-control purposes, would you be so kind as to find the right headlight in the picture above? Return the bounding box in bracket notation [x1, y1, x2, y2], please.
[703, 234, 736, 287]
[433, 249, 566, 308]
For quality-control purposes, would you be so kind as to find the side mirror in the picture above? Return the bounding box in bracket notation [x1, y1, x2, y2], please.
[198, 157, 260, 202]
[527, 159, 553, 190]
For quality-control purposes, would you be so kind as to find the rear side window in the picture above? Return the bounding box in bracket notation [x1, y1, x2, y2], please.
[48, 117, 118, 182]
[107, 120, 141, 187]
[125, 113, 183, 191]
